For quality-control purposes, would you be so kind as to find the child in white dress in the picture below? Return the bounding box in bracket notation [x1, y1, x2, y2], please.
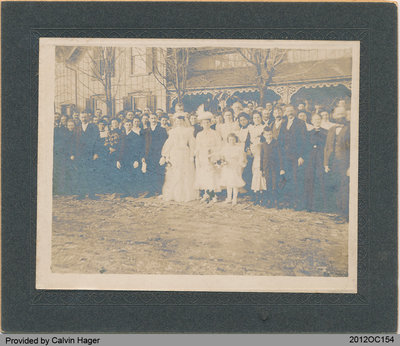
[220, 133, 247, 205]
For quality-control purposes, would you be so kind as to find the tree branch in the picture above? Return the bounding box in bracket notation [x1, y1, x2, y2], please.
[86, 50, 105, 83]
[151, 48, 169, 89]
[237, 48, 257, 66]
[76, 75, 103, 99]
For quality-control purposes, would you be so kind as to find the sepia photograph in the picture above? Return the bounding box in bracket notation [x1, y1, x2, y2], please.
[36, 38, 359, 292]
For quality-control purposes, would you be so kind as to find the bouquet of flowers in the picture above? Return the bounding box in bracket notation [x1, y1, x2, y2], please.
[213, 159, 227, 169]
[106, 132, 120, 148]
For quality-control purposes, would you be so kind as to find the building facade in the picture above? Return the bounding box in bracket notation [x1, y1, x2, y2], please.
[55, 46, 168, 116]
[55, 46, 353, 116]
[173, 47, 352, 112]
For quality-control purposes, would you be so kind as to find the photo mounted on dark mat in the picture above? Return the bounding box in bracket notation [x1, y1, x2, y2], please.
[1, 1, 397, 334]
[37, 38, 359, 293]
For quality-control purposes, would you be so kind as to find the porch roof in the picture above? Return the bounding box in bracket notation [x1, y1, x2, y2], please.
[183, 57, 352, 91]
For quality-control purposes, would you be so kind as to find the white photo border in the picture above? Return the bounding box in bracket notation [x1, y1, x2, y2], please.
[37, 38, 359, 293]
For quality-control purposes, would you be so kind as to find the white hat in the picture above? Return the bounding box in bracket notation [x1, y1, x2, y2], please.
[197, 111, 213, 121]
[196, 104, 213, 121]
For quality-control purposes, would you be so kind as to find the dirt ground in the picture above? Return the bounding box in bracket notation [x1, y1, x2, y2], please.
[51, 194, 348, 277]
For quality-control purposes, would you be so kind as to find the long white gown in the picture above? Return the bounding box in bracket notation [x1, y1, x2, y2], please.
[161, 126, 198, 202]
[248, 123, 266, 192]
[194, 129, 222, 191]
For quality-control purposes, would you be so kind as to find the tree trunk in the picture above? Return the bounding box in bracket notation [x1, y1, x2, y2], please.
[105, 73, 113, 117]
[177, 90, 183, 105]
[106, 98, 113, 118]
[259, 86, 265, 108]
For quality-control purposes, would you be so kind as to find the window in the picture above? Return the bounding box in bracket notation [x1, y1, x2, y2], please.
[146, 48, 157, 73]
[130, 48, 149, 75]
[130, 93, 157, 112]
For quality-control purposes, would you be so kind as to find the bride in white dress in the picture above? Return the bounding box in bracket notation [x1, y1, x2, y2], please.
[159, 113, 198, 202]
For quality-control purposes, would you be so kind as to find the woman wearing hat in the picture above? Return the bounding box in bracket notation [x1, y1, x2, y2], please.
[248, 110, 267, 203]
[194, 109, 222, 203]
[236, 112, 252, 194]
[160, 112, 198, 202]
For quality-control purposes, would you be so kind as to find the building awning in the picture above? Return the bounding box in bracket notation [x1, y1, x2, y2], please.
[182, 57, 352, 95]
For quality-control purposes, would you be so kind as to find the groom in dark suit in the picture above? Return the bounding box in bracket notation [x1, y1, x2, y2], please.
[278, 105, 307, 210]
[143, 113, 168, 197]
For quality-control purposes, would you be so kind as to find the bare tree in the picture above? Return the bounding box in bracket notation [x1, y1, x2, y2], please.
[152, 48, 192, 106]
[61, 46, 125, 117]
[85, 47, 123, 117]
[237, 48, 286, 107]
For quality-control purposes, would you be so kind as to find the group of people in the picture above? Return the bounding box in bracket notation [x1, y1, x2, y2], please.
[53, 98, 351, 219]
